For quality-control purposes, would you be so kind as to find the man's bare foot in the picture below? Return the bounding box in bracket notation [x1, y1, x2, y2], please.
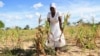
[55, 50, 61, 56]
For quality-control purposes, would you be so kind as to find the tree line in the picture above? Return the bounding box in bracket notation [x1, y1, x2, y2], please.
[0, 20, 100, 30]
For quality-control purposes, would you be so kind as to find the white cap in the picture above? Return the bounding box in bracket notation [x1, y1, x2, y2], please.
[50, 3, 56, 8]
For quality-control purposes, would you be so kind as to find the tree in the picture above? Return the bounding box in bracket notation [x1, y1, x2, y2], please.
[24, 25, 30, 30]
[77, 19, 83, 24]
[0, 20, 5, 28]
[77, 19, 84, 26]
[15, 26, 21, 30]
[97, 22, 100, 25]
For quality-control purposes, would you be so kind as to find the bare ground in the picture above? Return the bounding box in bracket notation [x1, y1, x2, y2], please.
[0, 37, 100, 56]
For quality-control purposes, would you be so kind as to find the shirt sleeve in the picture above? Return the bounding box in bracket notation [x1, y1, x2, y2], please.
[57, 12, 61, 17]
[57, 12, 63, 23]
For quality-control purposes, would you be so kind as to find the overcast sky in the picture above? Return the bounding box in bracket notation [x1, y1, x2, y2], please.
[0, 0, 100, 28]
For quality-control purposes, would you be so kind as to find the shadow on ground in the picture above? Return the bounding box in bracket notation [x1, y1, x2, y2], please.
[0, 48, 37, 56]
[11, 48, 36, 56]
[0, 46, 67, 56]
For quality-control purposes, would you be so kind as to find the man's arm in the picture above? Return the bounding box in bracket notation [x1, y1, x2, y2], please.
[58, 16, 63, 32]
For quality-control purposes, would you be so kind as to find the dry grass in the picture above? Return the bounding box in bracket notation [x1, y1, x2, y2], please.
[0, 14, 100, 56]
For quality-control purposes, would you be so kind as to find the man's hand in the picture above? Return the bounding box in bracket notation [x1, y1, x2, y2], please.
[59, 38, 61, 42]
[48, 40, 49, 43]
[60, 27, 63, 33]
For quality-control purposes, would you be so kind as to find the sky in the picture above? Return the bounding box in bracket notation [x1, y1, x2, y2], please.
[0, 0, 100, 28]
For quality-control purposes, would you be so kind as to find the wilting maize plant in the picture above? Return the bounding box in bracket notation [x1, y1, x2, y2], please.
[62, 13, 70, 32]
[91, 17, 98, 47]
[76, 17, 97, 50]
[34, 15, 46, 56]
[86, 16, 98, 56]
[44, 20, 50, 35]
[84, 17, 97, 49]
[15, 29, 22, 48]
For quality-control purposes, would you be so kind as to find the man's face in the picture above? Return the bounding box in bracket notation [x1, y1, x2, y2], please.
[50, 7, 55, 13]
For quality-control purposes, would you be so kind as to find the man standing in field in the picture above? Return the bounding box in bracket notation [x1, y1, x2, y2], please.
[45, 3, 66, 55]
